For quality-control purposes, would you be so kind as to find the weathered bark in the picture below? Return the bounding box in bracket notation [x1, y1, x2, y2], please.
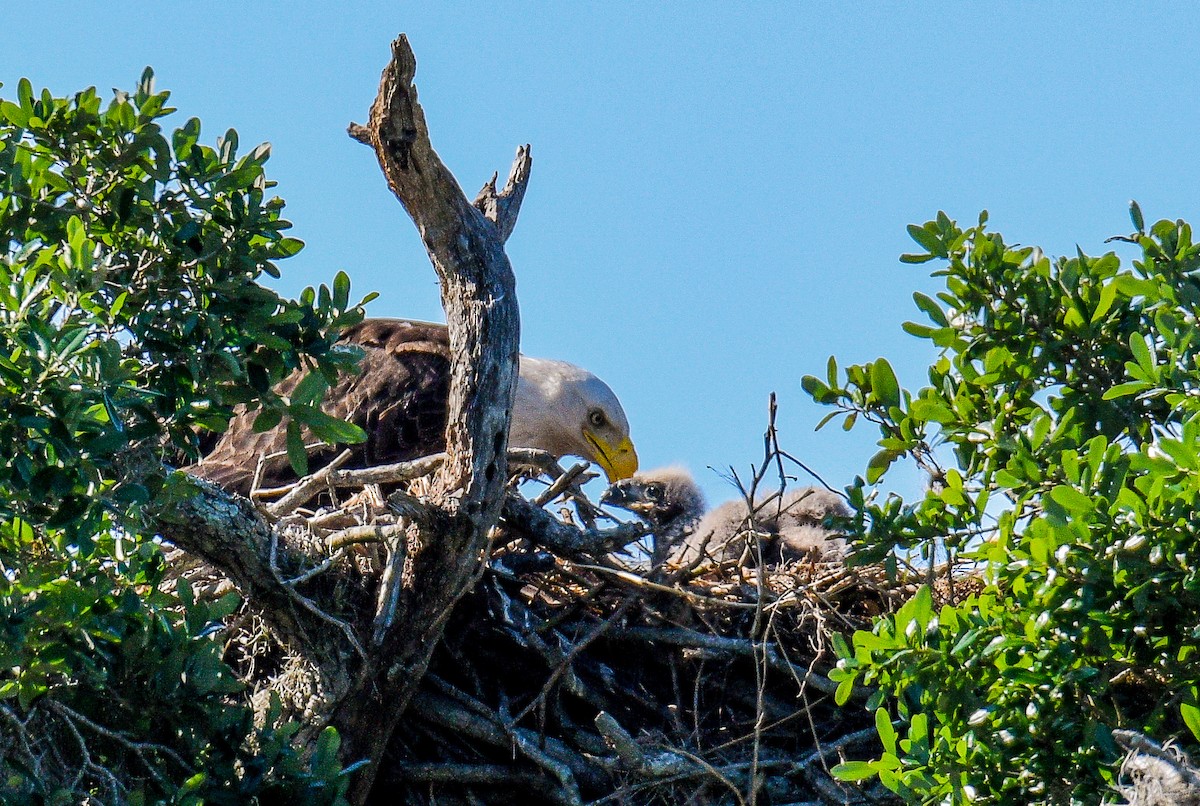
[332, 34, 527, 801]
[147, 473, 343, 654]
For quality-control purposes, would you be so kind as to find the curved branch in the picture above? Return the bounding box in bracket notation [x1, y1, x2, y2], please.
[144, 469, 347, 654]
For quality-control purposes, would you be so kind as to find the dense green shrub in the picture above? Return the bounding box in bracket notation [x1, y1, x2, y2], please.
[0, 71, 371, 802]
[815, 207, 1200, 803]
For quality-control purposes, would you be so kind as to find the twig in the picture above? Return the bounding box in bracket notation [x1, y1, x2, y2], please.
[571, 563, 760, 610]
[512, 594, 642, 725]
[329, 453, 446, 487]
[533, 462, 592, 507]
[594, 711, 646, 769]
[472, 143, 532, 242]
[795, 726, 878, 770]
[371, 522, 409, 646]
[248, 440, 335, 500]
[502, 493, 646, 558]
[47, 699, 193, 792]
[326, 522, 407, 551]
[266, 449, 354, 518]
[608, 626, 847, 699]
[393, 762, 549, 787]
[268, 530, 367, 660]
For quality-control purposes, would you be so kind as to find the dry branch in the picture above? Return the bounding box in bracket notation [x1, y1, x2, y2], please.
[332, 34, 527, 800]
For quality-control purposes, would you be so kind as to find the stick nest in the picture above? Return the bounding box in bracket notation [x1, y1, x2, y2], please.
[167, 451, 940, 805]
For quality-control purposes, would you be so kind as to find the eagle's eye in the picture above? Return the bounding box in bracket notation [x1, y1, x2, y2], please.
[588, 410, 607, 428]
[645, 483, 663, 501]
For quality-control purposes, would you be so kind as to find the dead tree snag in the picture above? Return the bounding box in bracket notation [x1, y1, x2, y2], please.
[334, 34, 529, 800]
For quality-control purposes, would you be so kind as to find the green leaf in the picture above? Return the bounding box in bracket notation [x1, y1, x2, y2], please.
[834, 675, 855, 706]
[831, 760, 877, 782]
[1130, 200, 1145, 233]
[286, 420, 309, 477]
[870, 358, 900, 408]
[876, 708, 897, 755]
[912, 292, 948, 326]
[906, 223, 943, 256]
[293, 407, 367, 445]
[1049, 485, 1092, 514]
[901, 321, 935, 338]
[17, 77, 33, 113]
[315, 725, 341, 762]
[333, 270, 351, 310]
[177, 577, 195, 609]
[290, 371, 328, 407]
[866, 449, 895, 484]
[910, 585, 933, 629]
[1182, 703, 1200, 743]
[275, 237, 304, 257]
[1129, 332, 1154, 374]
[252, 407, 283, 433]
[0, 99, 28, 127]
[909, 398, 955, 424]
[1090, 281, 1118, 323]
[1102, 381, 1149, 400]
[814, 410, 841, 431]
[801, 374, 835, 404]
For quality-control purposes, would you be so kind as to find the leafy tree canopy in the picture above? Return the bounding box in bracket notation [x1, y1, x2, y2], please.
[817, 205, 1200, 803]
[0, 69, 373, 802]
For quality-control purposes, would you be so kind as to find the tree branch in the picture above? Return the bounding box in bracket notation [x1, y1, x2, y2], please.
[336, 34, 527, 801]
[145, 469, 348, 654]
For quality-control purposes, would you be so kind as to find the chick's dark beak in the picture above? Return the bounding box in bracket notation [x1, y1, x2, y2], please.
[600, 483, 630, 507]
[601, 481, 659, 518]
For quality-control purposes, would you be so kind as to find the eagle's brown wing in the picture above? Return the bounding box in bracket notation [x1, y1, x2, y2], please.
[190, 319, 451, 496]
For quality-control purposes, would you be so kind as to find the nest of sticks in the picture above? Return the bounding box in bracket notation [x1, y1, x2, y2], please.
[166, 445, 925, 805]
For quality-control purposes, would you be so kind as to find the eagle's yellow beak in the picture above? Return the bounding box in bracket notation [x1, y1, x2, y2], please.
[584, 432, 639, 482]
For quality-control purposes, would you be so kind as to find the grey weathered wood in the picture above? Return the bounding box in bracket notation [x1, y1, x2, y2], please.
[333, 34, 527, 801]
[473, 145, 532, 243]
[143, 34, 540, 803]
[501, 491, 647, 558]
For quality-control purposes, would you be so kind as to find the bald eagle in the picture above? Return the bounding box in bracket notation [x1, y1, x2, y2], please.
[602, 467, 848, 566]
[191, 319, 638, 495]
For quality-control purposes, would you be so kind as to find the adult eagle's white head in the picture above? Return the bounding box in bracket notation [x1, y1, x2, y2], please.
[512, 357, 637, 483]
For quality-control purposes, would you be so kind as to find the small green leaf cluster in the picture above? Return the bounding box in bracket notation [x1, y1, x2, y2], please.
[811, 206, 1200, 803]
[0, 72, 369, 800]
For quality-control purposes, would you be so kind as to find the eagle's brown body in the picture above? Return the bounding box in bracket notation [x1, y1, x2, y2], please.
[193, 319, 453, 495]
[192, 318, 640, 495]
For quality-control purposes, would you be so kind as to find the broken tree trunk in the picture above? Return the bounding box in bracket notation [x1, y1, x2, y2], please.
[333, 34, 527, 801]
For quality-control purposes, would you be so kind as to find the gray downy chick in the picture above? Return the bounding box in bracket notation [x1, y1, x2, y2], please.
[600, 466, 706, 566]
[604, 467, 849, 567]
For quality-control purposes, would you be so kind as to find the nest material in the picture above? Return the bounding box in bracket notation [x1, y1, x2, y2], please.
[377, 556, 907, 805]
[167, 456, 927, 805]
[1114, 730, 1200, 806]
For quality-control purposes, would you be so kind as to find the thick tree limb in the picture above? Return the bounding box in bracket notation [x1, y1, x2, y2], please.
[145, 469, 348, 656]
[501, 491, 647, 558]
[334, 34, 527, 801]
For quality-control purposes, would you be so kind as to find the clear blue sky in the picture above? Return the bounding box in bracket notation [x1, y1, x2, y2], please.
[5, 4, 1200, 505]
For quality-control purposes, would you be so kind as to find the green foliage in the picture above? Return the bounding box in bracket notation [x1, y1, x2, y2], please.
[0, 71, 371, 801]
[813, 205, 1200, 803]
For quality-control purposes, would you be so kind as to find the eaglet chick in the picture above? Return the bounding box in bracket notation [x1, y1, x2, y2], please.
[603, 466, 849, 568]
